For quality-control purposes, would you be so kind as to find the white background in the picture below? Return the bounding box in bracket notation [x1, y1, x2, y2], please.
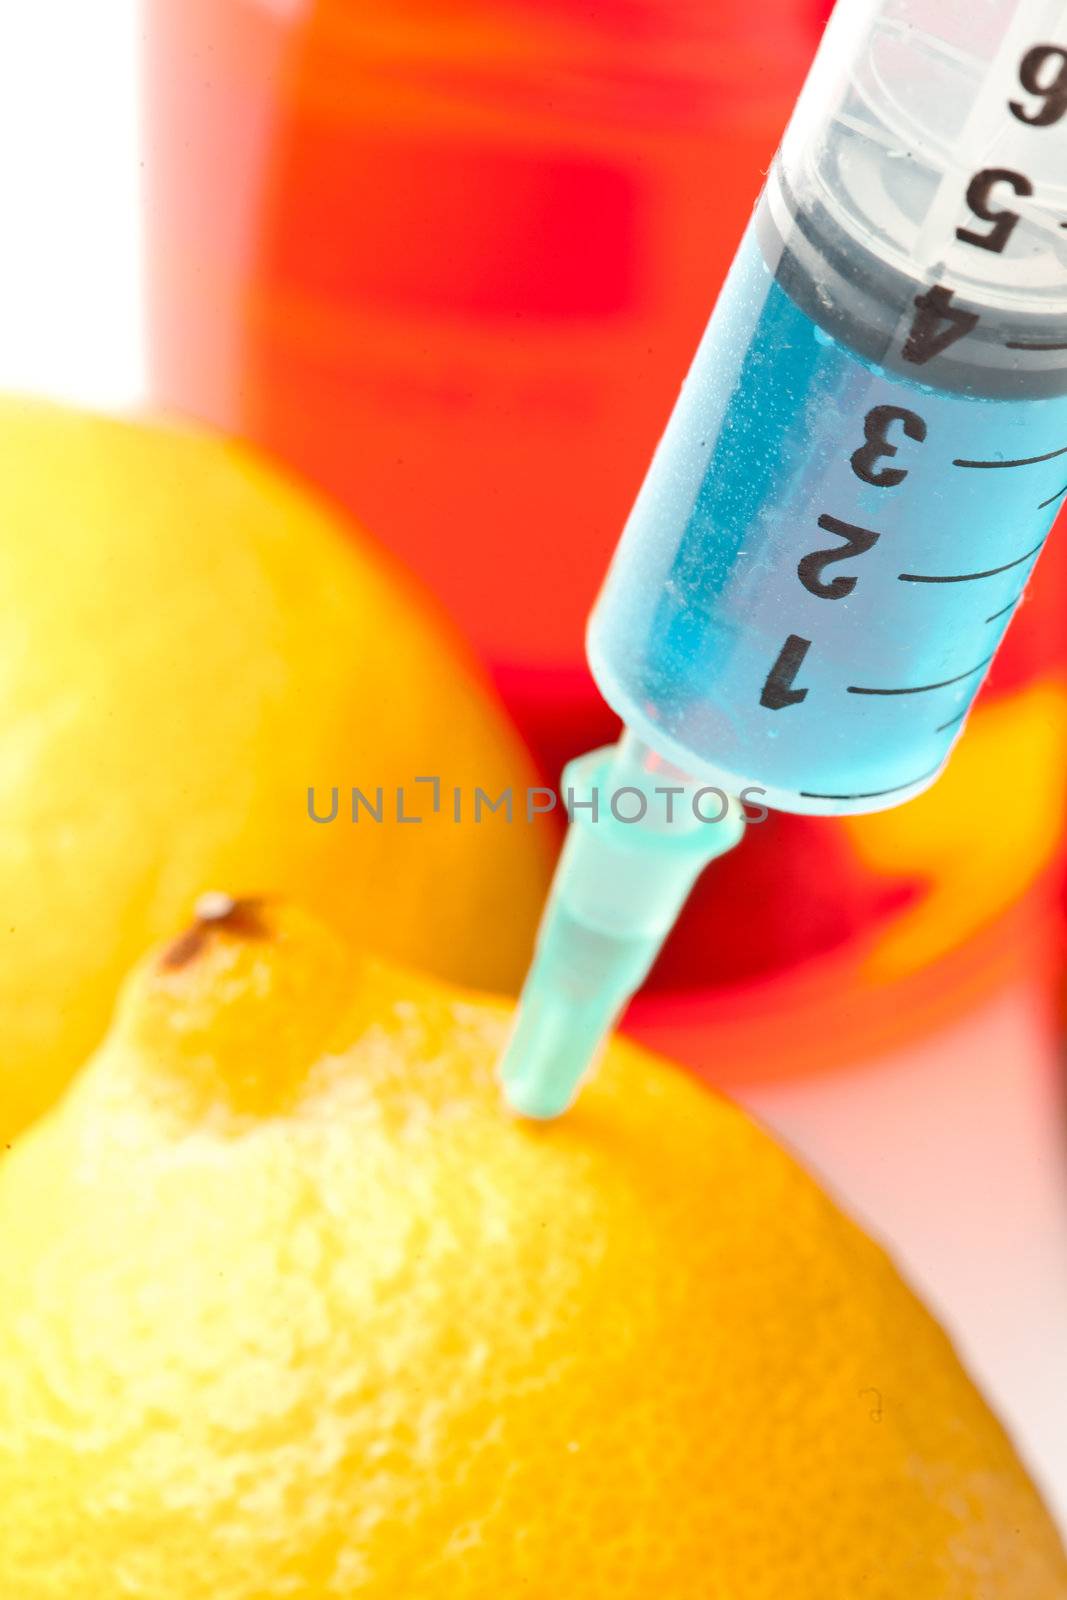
[1, 0, 1065, 1533]
[0, 0, 144, 409]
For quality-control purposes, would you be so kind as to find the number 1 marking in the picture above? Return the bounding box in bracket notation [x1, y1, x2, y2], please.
[760, 634, 811, 710]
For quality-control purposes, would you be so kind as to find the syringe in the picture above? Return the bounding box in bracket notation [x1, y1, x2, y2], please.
[501, 0, 1067, 1119]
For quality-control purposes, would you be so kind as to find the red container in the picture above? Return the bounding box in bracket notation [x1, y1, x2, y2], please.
[144, 0, 1067, 1083]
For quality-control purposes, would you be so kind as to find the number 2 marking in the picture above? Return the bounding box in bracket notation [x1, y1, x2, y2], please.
[850, 405, 927, 487]
[798, 515, 881, 599]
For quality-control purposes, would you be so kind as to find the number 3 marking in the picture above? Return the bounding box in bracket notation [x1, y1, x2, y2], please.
[850, 405, 927, 488]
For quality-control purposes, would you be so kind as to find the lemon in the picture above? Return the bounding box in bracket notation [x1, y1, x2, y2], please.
[0, 396, 550, 1140]
[0, 898, 1061, 1597]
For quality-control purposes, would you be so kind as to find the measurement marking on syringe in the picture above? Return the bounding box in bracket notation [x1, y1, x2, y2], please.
[935, 709, 969, 734]
[1004, 341, 1067, 351]
[847, 652, 995, 696]
[1038, 481, 1067, 509]
[899, 538, 1045, 584]
[952, 443, 1067, 468]
[799, 763, 943, 803]
[985, 592, 1024, 624]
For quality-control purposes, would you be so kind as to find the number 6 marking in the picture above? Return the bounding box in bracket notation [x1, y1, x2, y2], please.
[1010, 43, 1067, 126]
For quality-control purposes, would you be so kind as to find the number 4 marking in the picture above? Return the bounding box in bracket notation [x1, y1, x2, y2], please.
[761, 634, 811, 710]
[902, 285, 979, 366]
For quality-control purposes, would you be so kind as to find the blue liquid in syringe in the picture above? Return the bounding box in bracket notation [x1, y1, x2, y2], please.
[589, 205, 1067, 815]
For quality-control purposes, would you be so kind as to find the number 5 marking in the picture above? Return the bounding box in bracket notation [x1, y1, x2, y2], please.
[956, 168, 1033, 255]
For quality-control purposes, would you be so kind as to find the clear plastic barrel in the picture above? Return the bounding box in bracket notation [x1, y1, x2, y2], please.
[589, 0, 1067, 813]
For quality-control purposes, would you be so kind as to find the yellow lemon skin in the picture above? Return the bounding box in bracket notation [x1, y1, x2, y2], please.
[0, 396, 551, 1141]
[0, 902, 1062, 1599]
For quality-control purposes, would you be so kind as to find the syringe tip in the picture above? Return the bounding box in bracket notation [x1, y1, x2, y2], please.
[499, 736, 746, 1120]
[500, 988, 604, 1120]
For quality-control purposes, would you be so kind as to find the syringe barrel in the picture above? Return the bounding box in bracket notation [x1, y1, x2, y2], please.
[774, 0, 1067, 392]
[587, 0, 1067, 815]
